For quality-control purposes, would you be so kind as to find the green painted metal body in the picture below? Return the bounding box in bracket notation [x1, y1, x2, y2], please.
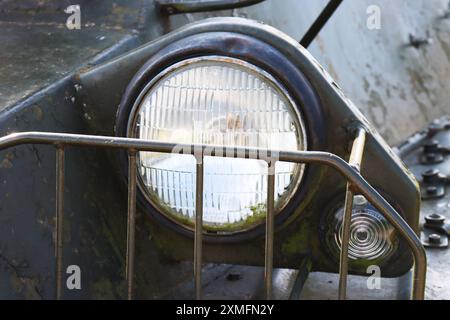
[0, 0, 442, 299]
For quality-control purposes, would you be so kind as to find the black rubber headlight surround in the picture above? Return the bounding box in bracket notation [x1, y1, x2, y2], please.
[116, 31, 326, 242]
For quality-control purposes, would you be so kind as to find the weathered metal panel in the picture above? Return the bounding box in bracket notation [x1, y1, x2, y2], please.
[169, 0, 450, 144]
[0, 0, 447, 300]
[0, 0, 195, 300]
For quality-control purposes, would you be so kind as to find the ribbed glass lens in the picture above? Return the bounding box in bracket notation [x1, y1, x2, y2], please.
[327, 196, 397, 261]
[131, 57, 307, 233]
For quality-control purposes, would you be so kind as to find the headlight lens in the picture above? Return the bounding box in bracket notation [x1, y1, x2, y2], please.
[326, 195, 398, 261]
[129, 56, 307, 234]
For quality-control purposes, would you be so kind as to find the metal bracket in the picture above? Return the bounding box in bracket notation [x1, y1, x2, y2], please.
[289, 258, 312, 300]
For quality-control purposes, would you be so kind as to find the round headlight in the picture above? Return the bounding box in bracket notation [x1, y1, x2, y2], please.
[127, 56, 307, 234]
[325, 195, 398, 262]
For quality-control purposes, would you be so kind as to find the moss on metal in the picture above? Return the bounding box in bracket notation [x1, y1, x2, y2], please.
[148, 190, 271, 233]
[281, 220, 311, 256]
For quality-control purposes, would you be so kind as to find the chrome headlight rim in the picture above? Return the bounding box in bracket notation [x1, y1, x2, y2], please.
[115, 32, 326, 243]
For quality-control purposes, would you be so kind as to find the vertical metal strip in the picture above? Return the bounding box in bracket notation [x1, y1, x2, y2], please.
[338, 128, 366, 300]
[55, 146, 65, 300]
[194, 156, 204, 300]
[126, 150, 137, 300]
[265, 161, 275, 300]
[338, 186, 354, 300]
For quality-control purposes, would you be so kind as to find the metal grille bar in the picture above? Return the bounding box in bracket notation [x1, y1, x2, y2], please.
[265, 162, 275, 299]
[0, 131, 426, 300]
[338, 127, 366, 300]
[194, 156, 204, 300]
[55, 146, 65, 300]
[126, 150, 137, 300]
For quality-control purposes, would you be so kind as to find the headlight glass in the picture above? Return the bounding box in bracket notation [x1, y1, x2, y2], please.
[129, 56, 307, 234]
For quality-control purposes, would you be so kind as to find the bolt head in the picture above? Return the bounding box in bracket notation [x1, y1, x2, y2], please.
[422, 169, 440, 183]
[429, 234, 442, 244]
[426, 186, 438, 195]
[425, 213, 445, 225]
[353, 195, 368, 209]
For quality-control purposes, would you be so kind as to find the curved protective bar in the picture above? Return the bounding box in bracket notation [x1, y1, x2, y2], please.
[0, 131, 426, 300]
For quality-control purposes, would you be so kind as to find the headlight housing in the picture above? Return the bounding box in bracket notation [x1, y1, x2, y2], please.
[127, 56, 307, 234]
[108, 18, 417, 275]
